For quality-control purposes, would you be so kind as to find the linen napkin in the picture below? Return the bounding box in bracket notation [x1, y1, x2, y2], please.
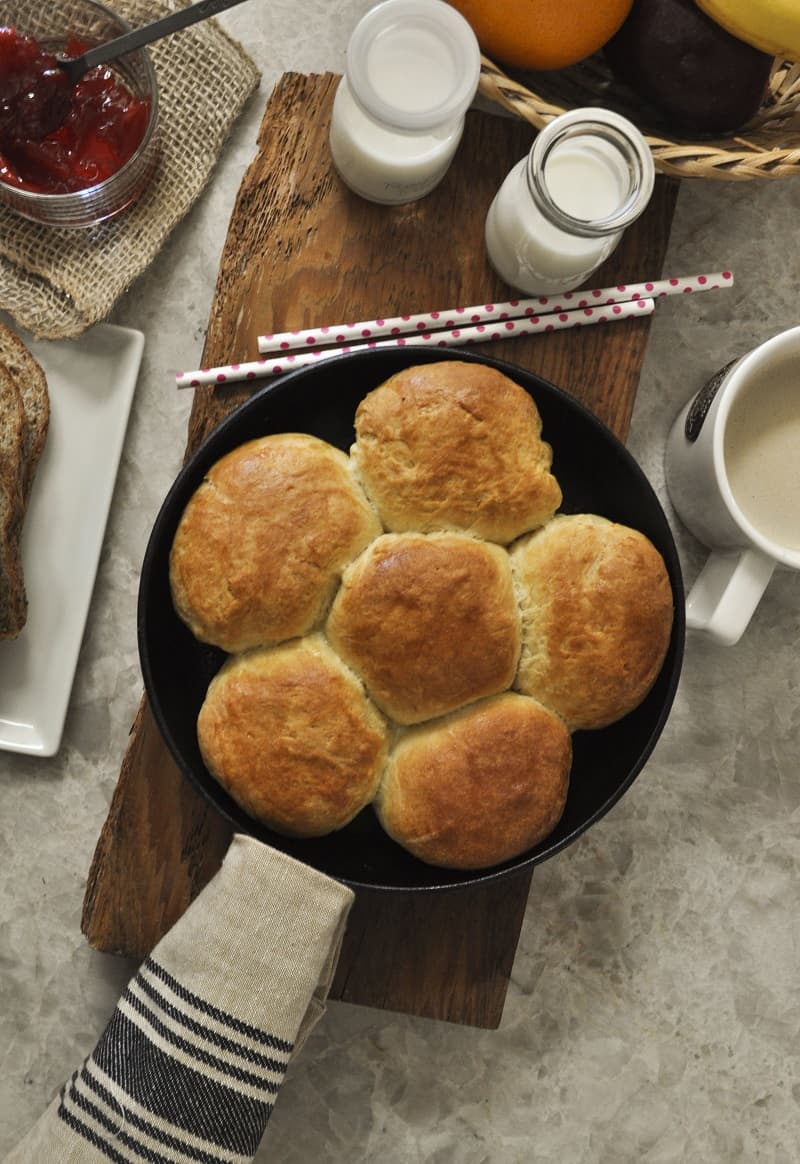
[3, 835, 355, 1164]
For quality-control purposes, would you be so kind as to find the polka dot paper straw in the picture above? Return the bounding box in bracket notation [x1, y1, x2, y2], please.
[256, 271, 733, 354]
[176, 298, 655, 389]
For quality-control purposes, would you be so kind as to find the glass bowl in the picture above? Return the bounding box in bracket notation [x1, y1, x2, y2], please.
[0, 0, 160, 228]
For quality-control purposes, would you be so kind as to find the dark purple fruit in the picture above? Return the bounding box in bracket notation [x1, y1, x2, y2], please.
[603, 0, 774, 134]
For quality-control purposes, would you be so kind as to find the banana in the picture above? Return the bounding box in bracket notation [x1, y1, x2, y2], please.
[694, 0, 800, 58]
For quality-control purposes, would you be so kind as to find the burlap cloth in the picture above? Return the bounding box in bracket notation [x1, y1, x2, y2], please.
[0, 1, 261, 340]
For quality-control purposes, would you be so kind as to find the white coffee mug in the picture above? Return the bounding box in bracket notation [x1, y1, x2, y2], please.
[665, 326, 800, 646]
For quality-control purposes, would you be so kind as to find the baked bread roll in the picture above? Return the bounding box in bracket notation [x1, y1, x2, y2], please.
[198, 635, 389, 838]
[170, 433, 381, 652]
[375, 692, 571, 869]
[326, 532, 521, 724]
[510, 513, 674, 730]
[351, 360, 562, 544]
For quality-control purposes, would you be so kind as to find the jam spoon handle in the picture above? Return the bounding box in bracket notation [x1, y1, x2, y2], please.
[59, 0, 253, 85]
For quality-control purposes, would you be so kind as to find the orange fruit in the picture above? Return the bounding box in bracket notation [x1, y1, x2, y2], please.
[448, 0, 635, 70]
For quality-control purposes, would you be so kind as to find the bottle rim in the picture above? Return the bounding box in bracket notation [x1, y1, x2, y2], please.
[346, 0, 481, 132]
[526, 107, 656, 238]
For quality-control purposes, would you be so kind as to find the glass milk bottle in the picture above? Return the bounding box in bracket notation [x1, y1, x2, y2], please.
[485, 108, 655, 296]
[329, 0, 481, 205]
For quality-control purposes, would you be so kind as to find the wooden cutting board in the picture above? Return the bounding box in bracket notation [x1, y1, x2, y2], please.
[81, 72, 679, 1028]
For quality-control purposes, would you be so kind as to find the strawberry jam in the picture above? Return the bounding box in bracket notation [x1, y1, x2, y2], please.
[0, 27, 150, 194]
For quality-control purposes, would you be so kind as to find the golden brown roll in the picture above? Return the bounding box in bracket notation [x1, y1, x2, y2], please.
[350, 360, 562, 544]
[198, 635, 389, 837]
[510, 513, 674, 730]
[374, 692, 571, 869]
[326, 532, 521, 725]
[170, 433, 381, 652]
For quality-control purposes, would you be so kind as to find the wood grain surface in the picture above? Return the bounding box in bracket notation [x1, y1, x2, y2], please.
[82, 72, 679, 1027]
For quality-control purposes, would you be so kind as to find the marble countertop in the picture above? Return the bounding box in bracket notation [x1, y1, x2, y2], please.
[2, 4, 799, 1161]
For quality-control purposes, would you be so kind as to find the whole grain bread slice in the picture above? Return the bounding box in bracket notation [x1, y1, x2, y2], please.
[0, 322, 50, 504]
[0, 362, 24, 503]
[0, 479, 26, 638]
[0, 365, 27, 637]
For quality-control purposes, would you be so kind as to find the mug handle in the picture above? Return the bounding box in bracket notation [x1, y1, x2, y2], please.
[686, 547, 776, 646]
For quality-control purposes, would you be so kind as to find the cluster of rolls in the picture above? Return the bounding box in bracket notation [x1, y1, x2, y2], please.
[169, 361, 674, 870]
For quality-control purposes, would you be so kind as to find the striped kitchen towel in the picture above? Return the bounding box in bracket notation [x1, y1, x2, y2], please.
[3, 835, 355, 1164]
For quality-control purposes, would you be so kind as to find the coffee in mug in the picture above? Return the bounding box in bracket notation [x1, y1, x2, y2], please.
[665, 325, 800, 645]
[723, 365, 800, 551]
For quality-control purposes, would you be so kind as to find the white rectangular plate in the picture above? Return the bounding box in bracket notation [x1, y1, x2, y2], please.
[0, 322, 144, 756]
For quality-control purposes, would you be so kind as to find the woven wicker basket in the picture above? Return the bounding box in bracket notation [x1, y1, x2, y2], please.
[479, 52, 800, 180]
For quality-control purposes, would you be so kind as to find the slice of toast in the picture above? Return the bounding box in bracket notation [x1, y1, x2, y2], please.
[0, 479, 26, 638]
[0, 361, 24, 503]
[0, 364, 27, 638]
[0, 323, 50, 504]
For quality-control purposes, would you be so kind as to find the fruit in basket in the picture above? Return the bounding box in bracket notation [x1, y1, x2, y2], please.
[446, 0, 635, 70]
[695, 0, 800, 60]
[603, 0, 774, 133]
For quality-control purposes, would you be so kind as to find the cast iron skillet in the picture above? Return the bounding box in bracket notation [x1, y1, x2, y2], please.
[139, 347, 685, 892]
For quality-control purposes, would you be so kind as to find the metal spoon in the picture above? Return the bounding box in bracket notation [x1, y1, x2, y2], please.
[58, 0, 253, 85]
[16, 0, 253, 140]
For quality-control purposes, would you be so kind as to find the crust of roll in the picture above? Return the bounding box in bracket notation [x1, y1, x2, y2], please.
[326, 531, 521, 725]
[198, 635, 389, 837]
[374, 692, 571, 869]
[510, 513, 674, 730]
[351, 361, 562, 544]
[170, 433, 381, 652]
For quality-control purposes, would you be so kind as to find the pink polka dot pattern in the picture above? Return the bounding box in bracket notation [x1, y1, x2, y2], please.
[174, 272, 733, 388]
[175, 300, 656, 385]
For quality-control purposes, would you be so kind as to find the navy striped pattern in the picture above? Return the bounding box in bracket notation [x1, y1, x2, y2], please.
[56, 957, 293, 1164]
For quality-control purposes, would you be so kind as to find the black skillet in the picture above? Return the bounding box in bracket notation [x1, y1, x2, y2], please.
[138, 347, 685, 892]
